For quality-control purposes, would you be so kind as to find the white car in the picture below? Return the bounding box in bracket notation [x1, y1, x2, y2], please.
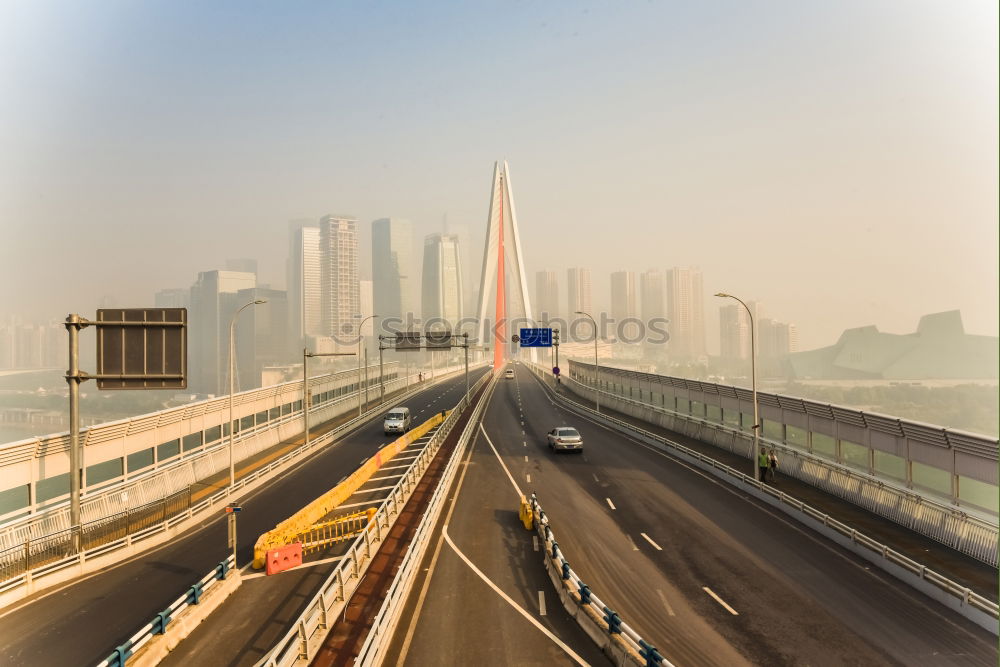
[547, 427, 583, 453]
[504, 369, 515, 379]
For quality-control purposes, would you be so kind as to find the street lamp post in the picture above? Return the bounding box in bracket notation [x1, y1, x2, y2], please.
[575, 311, 600, 413]
[357, 315, 377, 417]
[715, 292, 760, 481]
[229, 299, 266, 490]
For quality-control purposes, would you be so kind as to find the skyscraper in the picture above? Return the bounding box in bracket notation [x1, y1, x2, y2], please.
[535, 270, 560, 322]
[372, 218, 413, 332]
[567, 268, 592, 316]
[287, 220, 322, 346]
[320, 215, 359, 345]
[665, 267, 706, 359]
[189, 270, 257, 394]
[610, 271, 637, 321]
[720, 304, 751, 360]
[422, 233, 463, 328]
[359, 280, 374, 335]
[235, 287, 289, 391]
[639, 270, 665, 322]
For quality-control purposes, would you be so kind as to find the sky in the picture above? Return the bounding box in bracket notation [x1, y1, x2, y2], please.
[1, 0, 997, 352]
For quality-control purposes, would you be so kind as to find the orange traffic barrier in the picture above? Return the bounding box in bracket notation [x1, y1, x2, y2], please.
[266, 542, 303, 576]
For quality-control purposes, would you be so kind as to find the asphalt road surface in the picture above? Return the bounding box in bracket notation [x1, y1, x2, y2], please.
[390, 364, 998, 667]
[0, 368, 488, 667]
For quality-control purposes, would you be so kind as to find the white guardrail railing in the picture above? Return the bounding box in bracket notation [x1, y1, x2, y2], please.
[255, 370, 496, 667]
[97, 554, 237, 667]
[552, 364, 999, 567]
[0, 364, 483, 607]
[354, 371, 498, 666]
[530, 492, 676, 667]
[527, 363, 1000, 634]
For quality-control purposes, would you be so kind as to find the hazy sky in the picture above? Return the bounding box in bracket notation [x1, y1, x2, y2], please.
[2, 1, 997, 352]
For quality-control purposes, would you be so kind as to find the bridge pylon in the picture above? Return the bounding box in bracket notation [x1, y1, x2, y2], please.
[475, 161, 535, 367]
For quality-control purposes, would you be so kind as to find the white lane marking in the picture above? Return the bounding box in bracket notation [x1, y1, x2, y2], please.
[538, 590, 547, 616]
[606, 498, 616, 510]
[640, 533, 663, 551]
[443, 528, 588, 666]
[703, 587, 739, 615]
[533, 535, 539, 551]
[523, 440, 527, 447]
[657, 588, 677, 616]
[480, 424, 523, 498]
[592, 473, 599, 482]
[526, 474, 531, 483]
[524, 455, 528, 463]
[626, 535, 639, 551]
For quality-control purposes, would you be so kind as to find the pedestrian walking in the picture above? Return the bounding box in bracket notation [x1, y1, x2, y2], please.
[758, 449, 770, 483]
[768, 449, 779, 482]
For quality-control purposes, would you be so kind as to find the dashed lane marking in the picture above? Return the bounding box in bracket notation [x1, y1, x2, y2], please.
[626, 535, 639, 551]
[606, 498, 616, 510]
[640, 533, 663, 551]
[539, 591, 547, 616]
[657, 589, 677, 616]
[703, 587, 739, 615]
[526, 474, 531, 483]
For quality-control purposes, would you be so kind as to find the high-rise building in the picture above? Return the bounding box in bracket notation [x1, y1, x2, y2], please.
[760, 318, 799, 358]
[665, 267, 706, 359]
[610, 271, 637, 321]
[287, 220, 322, 345]
[359, 280, 374, 335]
[422, 233, 463, 328]
[535, 270, 560, 322]
[154, 288, 190, 309]
[640, 270, 665, 321]
[372, 218, 413, 333]
[320, 215, 359, 345]
[443, 217, 475, 318]
[189, 270, 257, 394]
[720, 304, 750, 360]
[567, 268, 592, 317]
[610, 271, 638, 341]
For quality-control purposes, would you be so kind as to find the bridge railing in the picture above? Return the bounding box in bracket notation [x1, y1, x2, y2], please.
[529, 492, 677, 667]
[255, 369, 495, 667]
[545, 362, 998, 567]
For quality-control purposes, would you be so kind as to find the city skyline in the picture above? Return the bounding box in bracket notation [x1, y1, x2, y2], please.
[1, 3, 994, 354]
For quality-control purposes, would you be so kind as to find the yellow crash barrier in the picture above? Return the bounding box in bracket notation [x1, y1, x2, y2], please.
[252, 411, 449, 568]
[518, 495, 534, 530]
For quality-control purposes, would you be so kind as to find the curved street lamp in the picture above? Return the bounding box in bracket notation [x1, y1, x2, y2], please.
[575, 311, 600, 413]
[229, 299, 267, 489]
[715, 292, 760, 481]
[357, 314, 378, 417]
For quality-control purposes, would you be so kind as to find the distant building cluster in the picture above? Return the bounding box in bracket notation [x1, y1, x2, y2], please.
[152, 215, 468, 396]
[0, 319, 64, 370]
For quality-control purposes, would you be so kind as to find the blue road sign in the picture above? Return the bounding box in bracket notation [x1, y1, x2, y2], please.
[519, 328, 553, 347]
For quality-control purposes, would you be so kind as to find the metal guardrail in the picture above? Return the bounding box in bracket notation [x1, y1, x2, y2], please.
[255, 369, 494, 667]
[354, 373, 498, 666]
[527, 363, 1000, 625]
[95, 554, 237, 666]
[550, 365, 999, 567]
[0, 365, 481, 604]
[529, 492, 676, 667]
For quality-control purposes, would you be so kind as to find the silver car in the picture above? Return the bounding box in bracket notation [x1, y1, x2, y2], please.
[547, 427, 583, 453]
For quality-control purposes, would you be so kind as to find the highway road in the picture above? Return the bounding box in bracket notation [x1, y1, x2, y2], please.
[0, 367, 489, 667]
[388, 364, 997, 666]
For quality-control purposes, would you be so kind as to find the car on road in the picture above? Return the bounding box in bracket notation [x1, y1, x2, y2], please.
[546, 427, 583, 453]
[383, 406, 412, 435]
[504, 369, 515, 379]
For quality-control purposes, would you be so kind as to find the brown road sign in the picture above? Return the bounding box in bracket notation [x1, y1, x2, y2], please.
[95, 308, 187, 389]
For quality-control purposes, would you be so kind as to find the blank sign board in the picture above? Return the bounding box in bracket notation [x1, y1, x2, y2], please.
[96, 308, 187, 389]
